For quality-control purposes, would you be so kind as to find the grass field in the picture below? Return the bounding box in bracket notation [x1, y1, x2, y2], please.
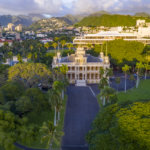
[117, 79, 150, 103]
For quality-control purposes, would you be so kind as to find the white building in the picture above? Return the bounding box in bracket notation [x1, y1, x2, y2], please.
[7, 23, 15, 31]
[0, 39, 13, 47]
[52, 47, 110, 86]
[15, 24, 23, 32]
[3, 56, 27, 66]
[36, 33, 47, 38]
[138, 27, 150, 37]
[40, 38, 53, 44]
[136, 20, 146, 27]
[73, 31, 150, 45]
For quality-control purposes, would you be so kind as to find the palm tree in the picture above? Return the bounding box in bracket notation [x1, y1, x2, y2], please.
[27, 53, 32, 61]
[44, 42, 50, 50]
[122, 64, 130, 93]
[48, 88, 61, 126]
[99, 67, 105, 78]
[144, 63, 150, 80]
[17, 54, 22, 63]
[97, 86, 116, 106]
[115, 77, 121, 92]
[136, 62, 144, 88]
[60, 40, 66, 50]
[30, 45, 34, 51]
[59, 64, 68, 80]
[52, 42, 58, 54]
[99, 77, 108, 90]
[67, 43, 73, 50]
[105, 68, 113, 85]
[54, 37, 59, 42]
[7, 51, 13, 65]
[40, 121, 63, 150]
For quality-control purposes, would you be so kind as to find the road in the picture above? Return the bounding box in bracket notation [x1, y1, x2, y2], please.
[62, 85, 99, 150]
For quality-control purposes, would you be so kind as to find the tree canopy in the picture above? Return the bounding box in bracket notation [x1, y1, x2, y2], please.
[8, 63, 51, 87]
[86, 101, 150, 150]
[76, 14, 150, 27]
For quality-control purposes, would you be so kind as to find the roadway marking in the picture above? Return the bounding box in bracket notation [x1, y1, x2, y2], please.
[88, 86, 96, 97]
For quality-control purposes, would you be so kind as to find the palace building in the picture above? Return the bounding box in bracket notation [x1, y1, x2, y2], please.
[52, 47, 110, 86]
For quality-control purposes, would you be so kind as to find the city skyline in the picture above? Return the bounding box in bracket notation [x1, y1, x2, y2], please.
[0, 0, 149, 16]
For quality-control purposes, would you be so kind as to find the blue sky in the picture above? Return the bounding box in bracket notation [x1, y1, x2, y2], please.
[0, 0, 149, 16]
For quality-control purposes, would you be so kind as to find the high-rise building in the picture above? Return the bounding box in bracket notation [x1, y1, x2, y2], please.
[0, 24, 2, 37]
[15, 24, 23, 32]
[7, 23, 15, 31]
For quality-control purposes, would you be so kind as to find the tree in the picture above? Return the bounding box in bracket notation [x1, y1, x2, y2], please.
[30, 45, 34, 51]
[40, 121, 63, 149]
[60, 40, 66, 50]
[59, 64, 68, 79]
[144, 63, 150, 80]
[99, 77, 109, 90]
[48, 88, 62, 126]
[15, 96, 32, 115]
[7, 51, 13, 65]
[122, 64, 130, 93]
[44, 43, 50, 50]
[52, 42, 58, 54]
[8, 63, 51, 88]
[0, 110, 34, 150]
[17, 54, 23, 63]
[136, 62, 144, 88]
[86, 101, 150, 150]
[97, 86, 117, 106]
[67, 43, 73, 50]
[115, 77, 121, 92]
[0, 81, 25, 103]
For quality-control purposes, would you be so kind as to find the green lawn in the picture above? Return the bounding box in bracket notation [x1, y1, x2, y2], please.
[117, 79, 150, 103]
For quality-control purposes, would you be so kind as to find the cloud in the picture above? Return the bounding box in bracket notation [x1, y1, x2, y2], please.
[0, 0, 149, 15]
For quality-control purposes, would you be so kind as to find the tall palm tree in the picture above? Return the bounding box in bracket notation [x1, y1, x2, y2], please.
[48, 88, 61, 126]
[52, 42, 58, 54]
[59, 64, 68, 80]
[122, 64, 130, 93]
[7, 51, 13, 65]
[40, 121, 63, 150]
[97, 86, 116, 106]
[115, 77, 121, 92]
[99, 67, 105, 78]
[99, 77, 108, 90]
[67, 43, 73, 50]
[30, 45, 34, 51]
[105, 68, 113, 85]
[44, 43, 50, 51]
[17, 54, 22, 63]
[136, 62, 144, 88]
[144, 63, 150, 80]
[60, 40, 66, 50]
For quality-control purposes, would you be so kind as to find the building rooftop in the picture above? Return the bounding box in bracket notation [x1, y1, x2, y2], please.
[85, 31, 136, 37]
[59, 54, 102, 63]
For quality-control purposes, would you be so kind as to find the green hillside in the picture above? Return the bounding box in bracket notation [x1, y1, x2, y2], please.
[76, 14, 150, 27]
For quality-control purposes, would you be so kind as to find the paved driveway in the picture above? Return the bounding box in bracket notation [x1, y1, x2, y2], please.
[62, 85, 99, 150]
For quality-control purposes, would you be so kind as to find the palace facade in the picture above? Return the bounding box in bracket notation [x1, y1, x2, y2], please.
[52, 47, 110, 86]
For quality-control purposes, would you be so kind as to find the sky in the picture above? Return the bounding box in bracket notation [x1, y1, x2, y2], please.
[0, 0, 150, 16]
